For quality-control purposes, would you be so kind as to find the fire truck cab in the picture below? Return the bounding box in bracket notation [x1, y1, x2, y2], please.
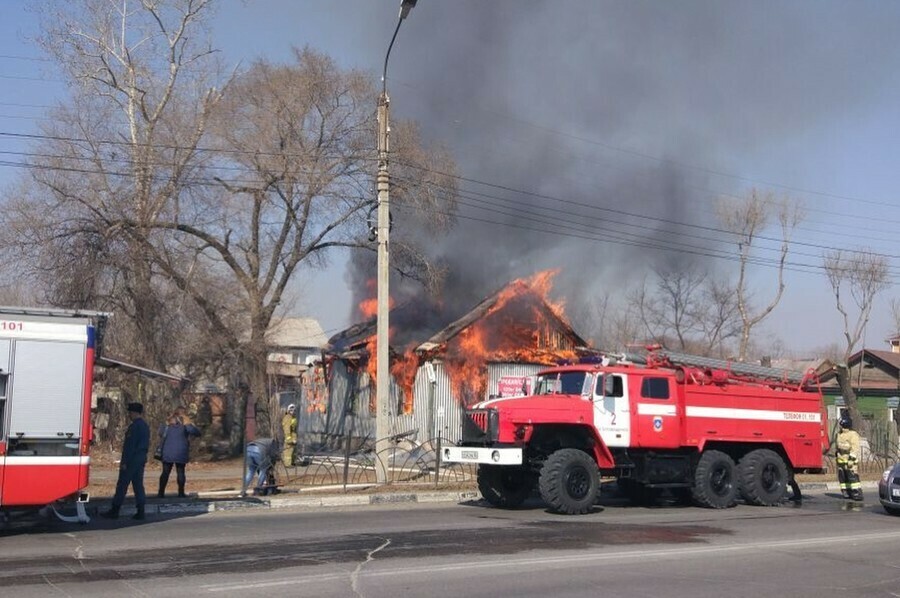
[444, 350, 828, 514]
[0, 307, 108, 523]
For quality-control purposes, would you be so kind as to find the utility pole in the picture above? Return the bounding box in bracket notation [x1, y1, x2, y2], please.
[375, 0, 417, 484]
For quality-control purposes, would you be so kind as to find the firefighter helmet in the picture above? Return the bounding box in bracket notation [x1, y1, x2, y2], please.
[839, 415, 852, 429]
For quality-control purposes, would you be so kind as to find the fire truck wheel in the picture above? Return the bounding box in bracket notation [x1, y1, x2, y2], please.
[477, 465, 531, 509]
[539, 449, 600, 515]
[738, 449, 789, 507]
[692, 450, 738, 509]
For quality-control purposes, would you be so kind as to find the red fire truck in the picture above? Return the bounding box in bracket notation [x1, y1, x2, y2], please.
[0, 307, 109, 523]
[444, 349, 828, 514]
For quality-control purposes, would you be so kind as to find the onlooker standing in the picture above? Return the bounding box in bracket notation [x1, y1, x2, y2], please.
[242, 437, 280, 497]
[103, 402, 150, 520]
[157, 407, 202, 498]
[281, 404, 297, 466]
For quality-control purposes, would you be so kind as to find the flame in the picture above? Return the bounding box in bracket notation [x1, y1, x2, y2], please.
[358, 269, 580, 415]
[441, 269, 579, 406]
[358, 279, 378, 319]
[358, 281, 416, 414]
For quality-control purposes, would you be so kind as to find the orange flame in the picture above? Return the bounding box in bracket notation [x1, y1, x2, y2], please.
[441, 269, 579, 406]
[359, 269, 580, 413]
[358, 281, 416, 414]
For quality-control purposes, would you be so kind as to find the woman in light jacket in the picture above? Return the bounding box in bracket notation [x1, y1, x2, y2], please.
[157, 407, 201, 498]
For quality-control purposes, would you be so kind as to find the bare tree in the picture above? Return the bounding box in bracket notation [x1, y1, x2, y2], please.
[693, 277, 742, 358]
[628, 266, 740, 357]
[1, 2, 458, 442]
[184, 48, 458, 431]
[1, 0, 228, 376]
[824, 248, 889, 427]
[890, 299, 900, 337]
[715, 189, 803, 361]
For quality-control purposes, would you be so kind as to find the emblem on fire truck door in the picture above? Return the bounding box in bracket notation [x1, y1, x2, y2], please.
[653, 416, 663, 432]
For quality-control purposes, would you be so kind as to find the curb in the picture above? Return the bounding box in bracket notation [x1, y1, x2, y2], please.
[89, 490, 482, 518]
[801, 481, 879, 492]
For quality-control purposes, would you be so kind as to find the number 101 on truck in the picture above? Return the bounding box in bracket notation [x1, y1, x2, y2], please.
[443, 349, 828, 514]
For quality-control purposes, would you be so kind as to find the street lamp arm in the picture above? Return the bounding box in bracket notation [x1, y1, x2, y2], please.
[382, 18, 403, 96]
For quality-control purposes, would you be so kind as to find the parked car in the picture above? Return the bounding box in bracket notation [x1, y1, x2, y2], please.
[878, 462, 900, 515]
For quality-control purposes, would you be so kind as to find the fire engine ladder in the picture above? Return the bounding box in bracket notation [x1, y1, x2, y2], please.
[625, 349, 808, 386]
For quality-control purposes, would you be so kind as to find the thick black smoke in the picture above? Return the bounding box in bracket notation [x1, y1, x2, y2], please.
[346, 1, 900, 342]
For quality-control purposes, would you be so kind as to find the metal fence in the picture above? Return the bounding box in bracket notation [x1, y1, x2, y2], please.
[274, 432, 478, 490]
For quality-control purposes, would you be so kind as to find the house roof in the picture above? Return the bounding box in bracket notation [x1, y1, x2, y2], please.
[769, 358, 823, 376]
[326, 278, 588, 360]
[266, 317, 328, 349]
[817, 348, 900, 392]
[325, 300, 448, 356]
[96, 355, 189, 385]
[858, 349, 900, 371]
[416, 281, 587, 353]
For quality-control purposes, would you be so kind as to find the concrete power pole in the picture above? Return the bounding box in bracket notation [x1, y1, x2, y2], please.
[375, 0, 417, 484]
[375, 90, 391, 483]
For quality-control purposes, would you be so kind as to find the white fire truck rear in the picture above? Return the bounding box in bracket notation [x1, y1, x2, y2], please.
[0, 307, 108, 523]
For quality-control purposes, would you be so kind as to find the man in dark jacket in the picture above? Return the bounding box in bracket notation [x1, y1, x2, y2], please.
[103, 402, 150, 520]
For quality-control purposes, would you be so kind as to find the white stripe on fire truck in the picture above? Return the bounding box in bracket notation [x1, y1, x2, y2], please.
[636, 403, 677, 416]
[473, 396, 530, 409]
[3, 456, 90, 466]
[685, 406, 821, 422]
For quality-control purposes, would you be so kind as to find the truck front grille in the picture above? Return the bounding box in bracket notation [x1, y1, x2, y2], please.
[470, 411, 488, 432]
[461, 409, 498, 444]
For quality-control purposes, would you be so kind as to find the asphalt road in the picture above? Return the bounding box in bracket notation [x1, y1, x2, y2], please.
[2, 489, 899, 598]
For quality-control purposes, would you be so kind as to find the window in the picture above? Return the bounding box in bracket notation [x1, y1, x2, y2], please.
[640, 377, 670, 399]
[596, 375, 623, 397]
[535, 372, 589, 395]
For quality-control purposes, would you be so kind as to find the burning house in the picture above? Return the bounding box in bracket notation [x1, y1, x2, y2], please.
[305, 271, 589, 447]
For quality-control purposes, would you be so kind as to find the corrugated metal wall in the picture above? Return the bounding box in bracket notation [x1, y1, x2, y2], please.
[303, 359, 549, 447]
[408, 361, 461, 444]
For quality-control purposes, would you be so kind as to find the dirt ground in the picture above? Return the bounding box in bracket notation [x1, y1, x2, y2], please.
[87, 449, 246, 498]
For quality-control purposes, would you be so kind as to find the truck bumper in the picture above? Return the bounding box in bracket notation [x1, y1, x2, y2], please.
[442, 446, 523, 465]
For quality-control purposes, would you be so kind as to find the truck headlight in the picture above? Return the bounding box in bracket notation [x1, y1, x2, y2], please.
[883, 468, 893, 483]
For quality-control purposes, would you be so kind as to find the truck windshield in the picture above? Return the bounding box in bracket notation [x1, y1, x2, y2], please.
[535, 371, 590, 395]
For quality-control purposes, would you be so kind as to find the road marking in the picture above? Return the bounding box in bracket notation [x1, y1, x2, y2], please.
[201, 529, 900, 592]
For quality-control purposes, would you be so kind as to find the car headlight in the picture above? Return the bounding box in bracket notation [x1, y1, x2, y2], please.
[883, 468, 893, 483]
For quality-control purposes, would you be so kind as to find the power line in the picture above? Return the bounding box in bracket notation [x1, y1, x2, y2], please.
[0, 54, 51, 62]
[3, 128, 900, 274]
[3, 134, 900, 268]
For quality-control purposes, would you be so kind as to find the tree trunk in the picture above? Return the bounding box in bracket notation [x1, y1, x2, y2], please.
[833, 364, 861, 429]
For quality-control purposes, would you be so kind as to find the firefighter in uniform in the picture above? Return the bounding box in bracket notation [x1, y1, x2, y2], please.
[281, 403, 297, 467]
[835, 415, 863, 501]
